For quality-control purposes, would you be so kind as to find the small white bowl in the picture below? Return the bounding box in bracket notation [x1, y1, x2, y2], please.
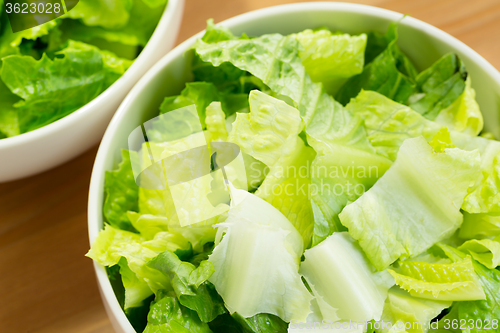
[88, 2, 500, 332]
[0, 0, 184, 182]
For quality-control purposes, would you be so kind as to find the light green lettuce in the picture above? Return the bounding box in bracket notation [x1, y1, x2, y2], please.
[300, 232, 394, 322]
[208, 187, 311, 322]
[459, 212, 500, 239]
[339, 137, 481, 270]
[458, 238, 500, 269]
[388, 257, 485, 301]
[294, 29, 366, 89]
[379, 287, 451, 333]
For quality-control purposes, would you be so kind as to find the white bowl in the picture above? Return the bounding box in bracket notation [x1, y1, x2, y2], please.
[88, 2, 500, 332]
[0, 0, 184, 182]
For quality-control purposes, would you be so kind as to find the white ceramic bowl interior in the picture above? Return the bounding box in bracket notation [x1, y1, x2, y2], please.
[88, 2, 500, 332]
[0, 0, 184, 182]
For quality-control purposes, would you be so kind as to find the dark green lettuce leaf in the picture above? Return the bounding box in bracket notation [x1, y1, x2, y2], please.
[336, 23, 416, 105]
[1, 40, 131, 133]
[143, 290, 213, 333]
[438, 244, 500, 333]
[148, 251, 226, 323]
[103, 150, 139, 231]
[231, 313, 288, 333]
[409, 53, 468, 120]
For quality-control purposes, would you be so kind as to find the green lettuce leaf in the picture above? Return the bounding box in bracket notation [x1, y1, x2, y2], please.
[346, 90, 500, 214]
[300, 232, 394, 321]
[1, 40, 131, 133]
[458, 238, 500, 269]
[336, 24, 415, 106]
[103, 150, 139, 231]
[231, 313, 288, 333]
[143, 290, 212, 333]
[148, 251, 226, 323]
[0, 79, 20, 138]
[228, 90, 303, 167]
[87, 225, 172, 308]
[409, 54, 468, 121]
[388, 257, 485, 301]
[437, 244, 500, 333]
[434, 78, 483, 136]
[459, 212, 500, 239]
[379, 287, 451, 333]
[338, 137, 481, 270]
[208, 187, 312, 322]
[294, 28, 366, 89]
[0, 20, 59, 58]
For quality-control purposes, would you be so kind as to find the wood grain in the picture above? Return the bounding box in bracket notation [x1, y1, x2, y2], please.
[1, 0, 499, 331]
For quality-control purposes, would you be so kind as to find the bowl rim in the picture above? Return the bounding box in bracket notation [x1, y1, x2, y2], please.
[88, 2, 500, 331]
[0, 0, 182, 149]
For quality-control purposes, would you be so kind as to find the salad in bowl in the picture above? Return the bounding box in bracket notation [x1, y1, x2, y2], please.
[88, 7, 500, 333]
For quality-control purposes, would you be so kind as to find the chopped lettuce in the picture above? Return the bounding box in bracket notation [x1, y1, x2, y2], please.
[458, 238, 500, 269]
[300, 232, 394, 321]
[88, 21, 500, 332]
[379, 287, 451, 333]
[388, 257, 485, 301]
[339, 137, 480, 270]
[1, 41, 131, 133]
[208, 187, 311, 322]
[294, 29, 366, 89]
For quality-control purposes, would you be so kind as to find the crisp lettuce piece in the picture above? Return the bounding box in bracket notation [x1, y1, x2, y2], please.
[379, 287, 451, 333]
[1, 41, 131, 133]
[458, 238, 500, 269]
[87, 225, 172, 308]
[437, 244, 500, 333]
[434, 78, 483, 136]
[0, 79, 20, 138]
[143, 290, 212, 333]
[409, 54, 468, 121]
[0, 20, 59, 58]
[66, 0, 133, 29]
[347, 90, 500, 214]
[346, 90, 442, 160]
[335, 24, 415, 106]
[148, 251, 226, 322]
[265, 176, 315, 249]
[195, 32, 322, 125]
[339, 137, 481, 270]
[205, 102, 228, 142]
[208, 188, 311, 322]
[119, 258, 154, 310]
[459, 212, 500, 239]
[160, 82, 220, 128]
[388, 257, 485, 301]
[103, 150, 139, 231]
[228, 90, 303, 167]
[294, 29, 366, 87]
[300, 232, 394, 321]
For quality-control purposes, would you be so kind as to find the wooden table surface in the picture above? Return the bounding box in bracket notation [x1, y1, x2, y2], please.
[1, 0, 500, 332]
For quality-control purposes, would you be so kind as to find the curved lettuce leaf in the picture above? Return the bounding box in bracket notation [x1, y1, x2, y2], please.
[434, 78, 483, 136]
[208, 188, 311, 322]
[1, 40, 131, 133]
[335, 24, 415, 106]
[379, 287, 451, 333]
[388, 257, 485, 301]
[339, 137, 481, 270]
[459, 212, 500, 239]
[437, 244, 500, 333]
[458, 238, 500, 269]
[346, 90, 500, 214]
[148, 251, 226, 323]
[294, 29, 366, 88]
[103, 150, 139, 231]
[228, 90, 303, 167]
[300, 232, 394, 322]
[143, 290, 212, 333]
[87, 225, 173, 308]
